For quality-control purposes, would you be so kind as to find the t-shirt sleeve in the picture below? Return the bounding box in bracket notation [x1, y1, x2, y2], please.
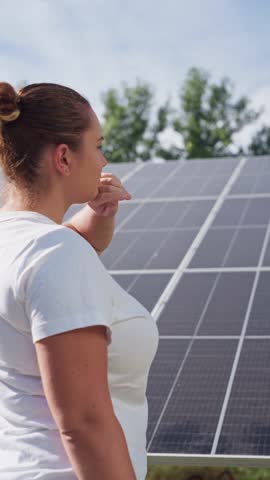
[22, 228, 113, 344]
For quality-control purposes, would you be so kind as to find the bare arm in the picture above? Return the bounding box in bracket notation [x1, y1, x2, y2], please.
[64, 204, 115, 255]
[34, 326, 136, 479]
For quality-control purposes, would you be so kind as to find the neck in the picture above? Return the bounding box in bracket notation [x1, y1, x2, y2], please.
[0, 183, 70, 225]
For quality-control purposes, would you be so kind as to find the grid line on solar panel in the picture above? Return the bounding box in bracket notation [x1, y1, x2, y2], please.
[122, 158, 240, 199]
[101, 197, 220, 272]
[216, 339, 270, 456]
[190, 227, 267, 269]
[191, 194, 270, 269]
[147, 339, 238, 454]
[111, 273, 173, 312]
[246, 272, 270, 335]
[229, 174, 270, 195]
[213, 198, 270, 227]
[115, 162, 186, 229]
[119, 200, 215, 231]
[146, 339, 190, 441]
[240, 156, 270, 175]
[102, 229, 199, 270]
[63, 161, 143, 222]
[103, 162, 139, 177]
[150, 157, 247, 321]
[123, 161, 182, 199]
[210, 223, 270, 455]
[157, 272, 255, 337]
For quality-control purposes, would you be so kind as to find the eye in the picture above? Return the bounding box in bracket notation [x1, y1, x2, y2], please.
[98, 145, 105, 154]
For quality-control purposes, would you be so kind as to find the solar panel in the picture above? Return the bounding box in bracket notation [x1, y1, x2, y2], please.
[2, 152, 270, 468]
[98, 156, 270, 468]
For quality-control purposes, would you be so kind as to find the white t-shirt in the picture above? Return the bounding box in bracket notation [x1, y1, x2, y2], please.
[0, 211, 159, 480]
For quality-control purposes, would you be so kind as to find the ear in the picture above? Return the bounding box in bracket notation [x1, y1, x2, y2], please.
[52, 144, 72, 176]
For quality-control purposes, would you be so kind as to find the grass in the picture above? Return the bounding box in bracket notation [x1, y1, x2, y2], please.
[146, 465, 270, 479]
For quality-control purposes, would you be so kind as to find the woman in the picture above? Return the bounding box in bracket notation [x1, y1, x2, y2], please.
[0, 82, 159, 479]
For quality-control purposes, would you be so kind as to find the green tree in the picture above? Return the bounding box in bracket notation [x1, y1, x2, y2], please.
[101, 81, 153, 163]
[101, 81, 177, 163]
[141, 99, 182, 161]
[173, 67, 260, 159]
[248, 125, 270, 155]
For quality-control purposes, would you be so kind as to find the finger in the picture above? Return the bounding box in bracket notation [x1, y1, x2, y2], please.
[99, 175, 122, 188]
[93, 191, 129, 205]
[98, 184, 131, 198]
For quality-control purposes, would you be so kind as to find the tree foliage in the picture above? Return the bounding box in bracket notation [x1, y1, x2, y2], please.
[248, 126, 270, 155]
[102, 81, 153, 163]
[101, 69, 267, 162]
[173, 67, 260, 159]
[101, 81, 180, 162]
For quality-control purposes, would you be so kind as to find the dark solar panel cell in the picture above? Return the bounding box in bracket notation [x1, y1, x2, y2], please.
[189, 229, 234, 268]
[150, 201, 191, 229]
[100, 231, 141, 269]
[179, 200, 214, 228]
[135, 178, 166, 198]
[212, 199, 247, 227]
[157, 273, 217, 335]
[243, 198, 270, 225]
[141, 161, 180, 178]
[149, 340, 238, 454]
[147, 229, 198, 269]
[146, 339, 190, 443]
[122, 202, 164, 229]
[247, 272, 270, 335]
[175, 176, 208, 196]
[200, 175, 231, 196]
[217, 340, 270, 456]
[229, 176, 254, 195]
[215, 158, 239, 173]
[254, 174, 270, 194]
[112, 273, 172, 312]
[261, 156, 270, 173]
[112, 230, 169, 270]
[241, 157, 266, 175]
[115, 202, 139, 227]
[152, 177, 197, 198]
[104, 162, 136, 177]
[198, 273, 255, 336]
[178, 160, 216, 176]
[224, 228, 266, 267]
[124, 176, 155, 198]
[263, 237, 270, 267]
[123, 176, 143, 193]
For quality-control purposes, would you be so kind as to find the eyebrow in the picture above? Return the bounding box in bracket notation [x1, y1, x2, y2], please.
[97, 136, 104, 142]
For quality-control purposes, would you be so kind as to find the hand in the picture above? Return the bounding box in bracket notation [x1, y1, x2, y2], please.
[88, 173, 132, 217]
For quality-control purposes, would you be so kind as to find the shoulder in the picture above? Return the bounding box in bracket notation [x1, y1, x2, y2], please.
[17, 224, 103, 295]
[28, 223, 98, 264]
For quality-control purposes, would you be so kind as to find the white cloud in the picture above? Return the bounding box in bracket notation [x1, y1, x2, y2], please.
[234, 85, 270, 149]
[0, 0, 269, 152]
[158, 127, 184, 150]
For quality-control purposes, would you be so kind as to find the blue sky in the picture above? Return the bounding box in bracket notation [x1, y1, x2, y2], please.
[1, 0, 270, 150]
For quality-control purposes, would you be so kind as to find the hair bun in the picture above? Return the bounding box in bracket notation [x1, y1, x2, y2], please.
[0, 82, 20, 122]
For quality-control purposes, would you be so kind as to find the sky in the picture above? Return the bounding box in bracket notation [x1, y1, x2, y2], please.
[1, 0, 270, 152]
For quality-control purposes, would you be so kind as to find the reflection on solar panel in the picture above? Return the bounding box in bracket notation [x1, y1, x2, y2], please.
[3, 154, 270, 468]
[97, 156, 270, 467]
